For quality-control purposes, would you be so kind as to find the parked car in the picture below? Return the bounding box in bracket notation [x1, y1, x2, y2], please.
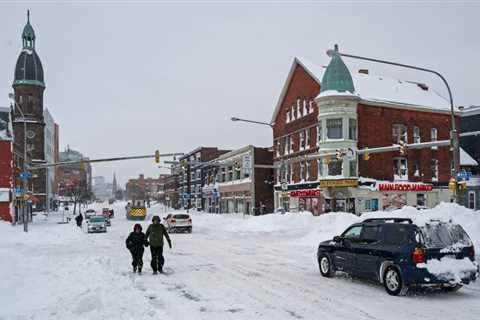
[163, 213, 192, 233]
[84, 209, 96, 221]
[86, 216, 107, 233]
[102, 208, 114, 219]
[317, 218, 478, 296]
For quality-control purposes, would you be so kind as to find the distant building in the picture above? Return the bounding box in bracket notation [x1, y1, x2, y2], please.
[459, 105, 480, 210]
[178, 147, 230, 210]
[126, 174, 170, 203]
[165, 165, 180, 209]
[57, 147, 92, 201]
[43, 108, 56, 211]
[0, 107, 13, 222]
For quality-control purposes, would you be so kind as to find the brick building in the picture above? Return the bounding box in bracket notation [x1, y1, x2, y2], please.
[57, 147, 92, 201]
[11, 12, 48, 212]
[178, 147, 230, 210]
[272, 47, 458, 214]
[202, 145, 273, 214]
[165, 165, 180, 209]
[126, 174, 170, 203]
[0, 108, 13, 221]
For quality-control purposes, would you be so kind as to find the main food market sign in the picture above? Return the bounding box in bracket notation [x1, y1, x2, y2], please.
[378, 183, 433, 192]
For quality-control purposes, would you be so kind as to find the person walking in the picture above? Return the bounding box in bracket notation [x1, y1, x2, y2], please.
[126, 223, 146, 273]
[145, 215, 172, 274]
[75, 213, 83, 227]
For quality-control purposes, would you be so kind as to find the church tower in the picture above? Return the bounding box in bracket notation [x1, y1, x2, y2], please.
[12, 10, 47, 210]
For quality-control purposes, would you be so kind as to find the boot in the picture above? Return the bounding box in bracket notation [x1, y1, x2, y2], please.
[133, 266, 137, 273]
[138, 266, 142, 274]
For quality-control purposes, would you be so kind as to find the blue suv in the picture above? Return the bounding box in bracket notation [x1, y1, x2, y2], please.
[317, 218, 478, 295]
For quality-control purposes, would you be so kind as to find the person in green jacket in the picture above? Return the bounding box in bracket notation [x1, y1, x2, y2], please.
[145, 215, 172, 274]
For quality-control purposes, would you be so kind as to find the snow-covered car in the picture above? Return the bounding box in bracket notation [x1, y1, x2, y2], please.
[163, 213, 192, 233]
[86, 216, 107, 233]
[84, 209, 96, 221]
[317, 218, 478, 296]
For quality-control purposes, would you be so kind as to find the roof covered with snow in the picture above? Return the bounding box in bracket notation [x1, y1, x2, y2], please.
[271, 55, 454, 123]
[460, 147, 478, 166]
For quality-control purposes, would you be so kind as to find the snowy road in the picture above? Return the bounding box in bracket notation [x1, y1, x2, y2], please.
[1, 202, 479, 320]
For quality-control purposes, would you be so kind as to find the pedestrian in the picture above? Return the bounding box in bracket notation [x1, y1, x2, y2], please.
[75, 213, 83, 227]
[145, 215, 172, 274]
[126, 223, 146, 273]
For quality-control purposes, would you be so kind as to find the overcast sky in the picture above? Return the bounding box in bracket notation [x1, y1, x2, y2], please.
[1, 1, 479, 186]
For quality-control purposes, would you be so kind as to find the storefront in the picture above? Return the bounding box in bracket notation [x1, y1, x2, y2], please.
[219, 190, 252, 214]
[202, 184, 220, 213]
[290, 189, 325, 215]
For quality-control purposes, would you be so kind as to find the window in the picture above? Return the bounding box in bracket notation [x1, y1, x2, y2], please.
[384, 225, 415, 245]
[348, 119, 357, 140]
[305, 129, 310, 149]
[228, 166, 233, 181]
[288, 164, 293, 183]
[342, 225, 362, 240]
[317, 159, 323, 178]
[235, 165, 241, 180]
[413, 161, 420, 177]
[284, 136, 289, 154]
[413, 126, 421, 143]
[317, 123, 323, 144]
[297, 99, 302, 118]
[365, 199, 379, 211]
[349, 160, 357, 177]
[303, 99, 308, 116]
[468, 191, 476, 210]
[291, 106, 296, 121]
[309, 100, 314, 113]
[431, 159, 438, 182]
[328, 159, 342, 176]
[306, 161, 311, 180]
[431, 128, 438, 141]
[286, 111, 290, 123]
[276, 140, 281, 157]
[300, 162, 306, 181]
[299, 131, 305, 150]
[221, 168, 226, 182]
[327, 118, 343, 139]
[417, 194, 426, 207]
[431, 128, 438, 150]
[289, 136, 294, 153]
[392, 124, 407, 143]
[393, 158, 408, 180]
[360, 225, 382, 243]
[276, 168, 281, 184]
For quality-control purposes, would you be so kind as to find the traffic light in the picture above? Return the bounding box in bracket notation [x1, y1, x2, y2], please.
[363, 148, 370, 161]
[155, 150, 160, 163]
[399, 141, 407, 156]
[79, 159, 85, 171]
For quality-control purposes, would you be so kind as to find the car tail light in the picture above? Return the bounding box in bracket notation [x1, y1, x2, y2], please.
[469, 246, 475, 259]
[188, 218, 192, 222]
[171, 219, 176, 224]
[412, 247, 425, 265]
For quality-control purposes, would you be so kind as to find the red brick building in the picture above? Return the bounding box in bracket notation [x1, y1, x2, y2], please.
[272, 49, 458, 214]
[126, 174, 170, 203]
[0, 107, 13, 222]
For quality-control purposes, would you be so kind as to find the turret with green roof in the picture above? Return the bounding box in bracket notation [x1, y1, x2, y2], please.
[320, 44, 354, 94]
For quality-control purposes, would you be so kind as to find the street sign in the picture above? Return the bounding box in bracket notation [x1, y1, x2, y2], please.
[14, 187, 23, 194]
[19, 171, 32, 179]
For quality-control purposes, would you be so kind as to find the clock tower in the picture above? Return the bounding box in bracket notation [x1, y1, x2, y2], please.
[12, 10, 47, 210]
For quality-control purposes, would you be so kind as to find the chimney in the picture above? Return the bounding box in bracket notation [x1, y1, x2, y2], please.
[358, 69, 369, 75]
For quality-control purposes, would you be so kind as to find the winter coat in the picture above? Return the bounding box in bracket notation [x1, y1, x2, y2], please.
[145, 223, 171, 248]
[75, 214, 83, 225]
[126, 231, 146, 251]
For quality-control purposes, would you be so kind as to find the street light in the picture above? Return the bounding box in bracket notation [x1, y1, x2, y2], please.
[327, 46, 460, 202]
[8, 92, 29, 232]
[230, 116, 274, 128]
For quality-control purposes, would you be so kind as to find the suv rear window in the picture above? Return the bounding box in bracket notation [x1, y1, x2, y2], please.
[174, 214, 190, 219]
[420, 223, 472, 248]
[384, 224, 416, 245]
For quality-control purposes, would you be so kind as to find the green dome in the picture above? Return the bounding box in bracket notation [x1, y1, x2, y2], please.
[320, 45, 355, 94]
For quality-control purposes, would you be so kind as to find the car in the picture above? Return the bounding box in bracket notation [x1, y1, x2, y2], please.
[163, 213, 192, 233]
[86, 216, 107, 233]
[317, 218, 478, 296]
[102, 208, 114, 219]
[84, 209, 96, 220]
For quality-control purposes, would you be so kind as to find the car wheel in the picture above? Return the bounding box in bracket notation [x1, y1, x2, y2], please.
[188, 227, 192, 233]
[318, 254, 334, 277]
[383, 266, 407, 296]
[443, 284, 463, 292]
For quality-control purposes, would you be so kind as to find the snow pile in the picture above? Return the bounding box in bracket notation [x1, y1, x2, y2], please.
[223, 211, 316, 233]
[417, 257, 479, 283]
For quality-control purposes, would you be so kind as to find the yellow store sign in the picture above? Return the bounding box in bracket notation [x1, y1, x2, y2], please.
[319, 179, 358, 188]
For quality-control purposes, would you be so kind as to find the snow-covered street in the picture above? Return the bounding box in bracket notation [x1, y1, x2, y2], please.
[1, 202, 480, 320]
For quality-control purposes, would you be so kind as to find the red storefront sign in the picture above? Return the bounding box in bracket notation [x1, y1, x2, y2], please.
[290, 189, 321, 197]
[378, 183, 433, 192]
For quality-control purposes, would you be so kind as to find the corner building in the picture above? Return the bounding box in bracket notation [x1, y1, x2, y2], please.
[272, 47, 458, 214]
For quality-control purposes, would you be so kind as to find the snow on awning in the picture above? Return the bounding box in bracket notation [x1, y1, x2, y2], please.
[460, 148, 478, 166]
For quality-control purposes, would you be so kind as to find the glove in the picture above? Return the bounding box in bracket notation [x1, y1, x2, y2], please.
[168, 241, 172, 249]
[144, 241, 149, 247]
